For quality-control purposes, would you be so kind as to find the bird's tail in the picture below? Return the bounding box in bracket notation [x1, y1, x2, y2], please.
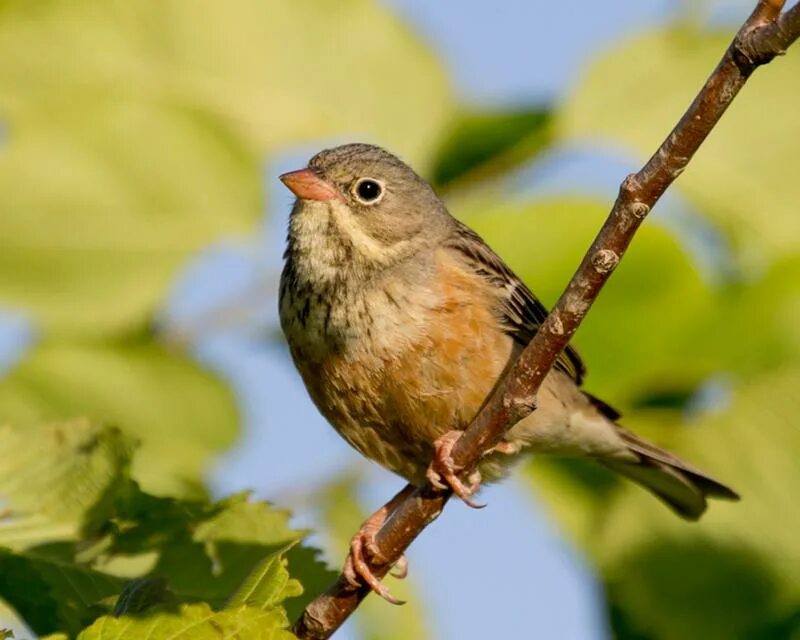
[600, 427, 740, 520]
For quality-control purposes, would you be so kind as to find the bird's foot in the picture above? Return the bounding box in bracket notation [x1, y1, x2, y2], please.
[343, 522, 407, 605]
[342, 484, 415, 605]
[426, 430, 484, 508]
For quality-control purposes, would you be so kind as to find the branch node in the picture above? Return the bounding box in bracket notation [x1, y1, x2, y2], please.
[630, 201, 650, 219]
[734, 15, 788, 69]
[504, 392, 537, 420]
[591, 249, 620, 274]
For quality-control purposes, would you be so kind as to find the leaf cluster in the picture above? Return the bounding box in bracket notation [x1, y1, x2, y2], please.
[0, 420, 336, 639]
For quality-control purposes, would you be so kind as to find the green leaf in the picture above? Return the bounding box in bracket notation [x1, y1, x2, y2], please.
[193, 496, 299, 547]
[0, 419, 132, 546]
[430, 107, 553, 189]
[76, 603, 295, 640]
[458, 197, 800, 406]
[0, 0, 453, 337]
[155, 496, 301, 606]
[102, 489, 331, 617]
[0, 341, 238, 497]
[226, 544, 302, 611]
[0, 544, 123, 637]
[0, 373, 329, 634]
[559, 26, 800, 266]
[0, 0, 453, 163]
[0, 103, 261, 338]
[0, 420, 328, 636]
[112, 578, 177, 616]
[0, 421, 128, 635]
[187, 498, 330, 619]
[529, 368, 800, 640]
[459, 198, 715, 404]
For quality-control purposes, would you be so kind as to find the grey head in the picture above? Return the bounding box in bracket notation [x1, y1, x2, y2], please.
[280, 144, 453, 263]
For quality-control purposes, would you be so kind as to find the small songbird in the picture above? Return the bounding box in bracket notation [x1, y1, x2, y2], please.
[278, 143, 738, 600]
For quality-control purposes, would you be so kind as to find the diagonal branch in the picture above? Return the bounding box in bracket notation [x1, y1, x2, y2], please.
[293, 2, 800, 638]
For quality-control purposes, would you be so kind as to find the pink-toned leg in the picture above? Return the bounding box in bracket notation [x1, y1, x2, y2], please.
[342, 484, 415, 605]
[425, 430, 485, 509]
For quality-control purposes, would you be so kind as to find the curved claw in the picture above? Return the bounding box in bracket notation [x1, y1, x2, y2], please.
[344, 532, 405, 605]
[339, 484, 417, 604]
[426, 430, 486, 508]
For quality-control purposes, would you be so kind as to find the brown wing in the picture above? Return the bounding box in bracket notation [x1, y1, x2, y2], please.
[445, 220, 586, 385]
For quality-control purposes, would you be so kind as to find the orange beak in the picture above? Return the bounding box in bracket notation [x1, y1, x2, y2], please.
[279, 168, 339, 202]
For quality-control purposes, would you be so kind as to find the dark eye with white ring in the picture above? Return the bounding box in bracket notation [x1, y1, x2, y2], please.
[353, 178, 384, 204]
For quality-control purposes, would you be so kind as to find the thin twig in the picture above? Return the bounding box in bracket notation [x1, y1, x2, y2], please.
[293, 2, 800, 637]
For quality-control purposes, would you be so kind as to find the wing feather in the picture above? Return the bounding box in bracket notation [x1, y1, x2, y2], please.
[445, 221, 586, 385]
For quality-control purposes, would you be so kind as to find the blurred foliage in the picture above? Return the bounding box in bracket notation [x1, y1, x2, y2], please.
[430, 107, 554, 190]
[528, 368, 800, 640]
[460, 197, 800, 404]
[559, 26, 800, 270]
[0, 102, 263, 338]
[0, 0, 455, 500]
[0, 341, 239, 497]
[0, 420, 332, 638]
[0, 0, 453, 338]
[0, 1, 453, 633]
[0, 0, 797, 638]
[510, 21, 800, 640]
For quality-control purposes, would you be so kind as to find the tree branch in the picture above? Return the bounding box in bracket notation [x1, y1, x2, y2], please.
[293, 2, 800, 637]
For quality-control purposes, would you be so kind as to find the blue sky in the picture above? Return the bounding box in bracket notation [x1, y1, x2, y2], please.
[0, 1, 751, 638]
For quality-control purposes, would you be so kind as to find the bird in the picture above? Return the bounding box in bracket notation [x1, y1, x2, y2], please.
[278, 143, 739, 602]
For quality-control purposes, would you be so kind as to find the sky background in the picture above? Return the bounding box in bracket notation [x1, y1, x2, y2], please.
[0, 1, 753, 638]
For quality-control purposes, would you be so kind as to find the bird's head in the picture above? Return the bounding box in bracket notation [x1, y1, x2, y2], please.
[280, 144, 450, 277]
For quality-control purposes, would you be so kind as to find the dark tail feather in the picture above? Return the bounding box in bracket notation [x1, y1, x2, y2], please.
[602, 427, 740, 521]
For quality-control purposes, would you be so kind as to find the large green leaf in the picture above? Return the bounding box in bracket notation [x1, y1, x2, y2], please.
[529, 368, 800, 640]
[559, 26, 800, 266]
[602, 370, 800, 639]
[226, 544, 302, 612]
[430, 107, 554, 190]
[0, 0, 452, 162]
[0, 419, 131, 547]
[76, 603, 295, 640]
[151, 495, 302, 607]
[0, 341, 238, 497]
[0, 421, 128, 635]
[0, 0, 454, 336]
[97, 488, 333, 621]
[0, 545, 123, 637]
[0, 103, 261, 337]
[457, 197, 800, 406]
[0, 420, 329, 637]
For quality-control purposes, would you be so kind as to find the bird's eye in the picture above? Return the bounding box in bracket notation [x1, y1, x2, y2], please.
[353, 178, 384, 204]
